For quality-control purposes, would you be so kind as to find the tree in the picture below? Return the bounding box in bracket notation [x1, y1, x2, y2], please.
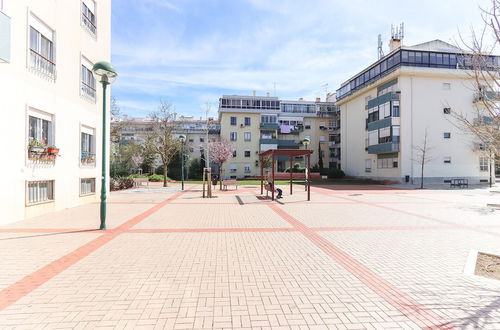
[413, 129, 433, 189]
[110, 96, 124, 143]
[452, 0, 500, 186]
[209, 138, 235, 189]
[146, 100, 181, 187]
[318, 143, 324, 171]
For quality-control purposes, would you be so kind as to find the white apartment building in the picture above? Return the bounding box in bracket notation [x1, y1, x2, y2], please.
[336, 39, 497, 184]
[0, 0, 111, 224]
[218, 94, 337, 179]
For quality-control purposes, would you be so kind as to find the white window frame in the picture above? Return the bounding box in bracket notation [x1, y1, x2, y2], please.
[81, 56, 96, 101]
[244, 132, 251, 141]
[479, 157, 488, 171]
[244, 164, 251, 173]
[26, 180, 55, 205]
[28, 108, 54, 147]
[230, 132, 237, 141]
[80, 177, 96, 196]
[29, 14, 56, 79]
[81, 0, 97, 37]
[80, 125, 96, 167]
[365, 159, 372, 173]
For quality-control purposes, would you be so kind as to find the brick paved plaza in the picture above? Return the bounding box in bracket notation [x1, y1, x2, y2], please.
[1, 184, 499, 329]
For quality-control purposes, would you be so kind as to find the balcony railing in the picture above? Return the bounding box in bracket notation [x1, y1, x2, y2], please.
[81, 13, 97, 36]
[367, 142, 399, 154]
[81, 152, 96, 165]
[30, 49, 56, 79]
[260, 123, 279, 130]
[81, 81, 96, 100]
[473, 91, 500, 103]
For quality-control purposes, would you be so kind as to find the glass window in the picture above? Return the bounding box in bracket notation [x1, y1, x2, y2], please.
[415, 52, 422, 63]
[230, 132, 237, 141]
[28, 115, 52, 146]
[392, 101, 400, 117]
[430, 53, 437, 64]
[81, 1, 97, 35]
[480, 157, 488, 171]
[27, 180, 54, 204]
[80, 178, 96, 195]
[244, 132, 251, 141]
[401, 51, 408, 62]
[232, 150, 236, 157]
[443, 132, 451, 139]
[244, 150, 251, 157]
[230, 117, 236, 125]
[244, 117, 251, 126]
[444, 156, 451, 164]
[422, 52, 429, 64]
[442, 54, 450, 65]
[408, 51, 415, 63]
[436, 53, 443, 65]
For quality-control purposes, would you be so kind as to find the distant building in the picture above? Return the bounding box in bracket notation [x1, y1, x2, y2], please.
[218, 93, 338, 179]
[0, 0, 111, 224]
[336, 38, 498, 184]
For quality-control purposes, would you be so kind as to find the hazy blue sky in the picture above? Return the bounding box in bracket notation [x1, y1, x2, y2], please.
[111, 0, 491, 118]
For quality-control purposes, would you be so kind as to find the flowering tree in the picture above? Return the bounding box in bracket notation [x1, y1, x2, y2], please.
[131, 154, 144, 170]
[209, 138, 235, 189]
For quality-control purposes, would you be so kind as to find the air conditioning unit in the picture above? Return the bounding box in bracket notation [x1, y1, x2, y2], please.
[240, 124, 245, 128]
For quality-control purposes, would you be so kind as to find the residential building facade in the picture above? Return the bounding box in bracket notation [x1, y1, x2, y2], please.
[218, 94, 337, 179]
[0, 0, 111, 224]
[336, 39, 497, 184]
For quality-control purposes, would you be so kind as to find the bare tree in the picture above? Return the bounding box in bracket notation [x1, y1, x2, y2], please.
[413, 129, 434, 189]
[209, 138, 235, 189]
[452, 0, 500, 185]
[146, 100, 181, 187]
[110, 96, 125, 143]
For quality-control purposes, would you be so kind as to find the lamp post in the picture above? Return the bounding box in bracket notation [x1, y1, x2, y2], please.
[179, 134, 186, 190]
[92, 61, 117, 230]
[302, 137, 310, 191]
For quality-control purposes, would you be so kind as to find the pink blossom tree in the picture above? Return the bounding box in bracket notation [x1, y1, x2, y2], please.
[209, 138, 235, 189]
[131, 154, 144, 172]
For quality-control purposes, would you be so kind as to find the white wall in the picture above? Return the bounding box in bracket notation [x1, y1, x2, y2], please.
[0, 0, 111, 224]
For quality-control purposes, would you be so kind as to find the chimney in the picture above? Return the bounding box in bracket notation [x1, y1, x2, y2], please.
[252, 90, 256, 96]
[266, 92, 270, 97]
[389, 38, 401, 52]
[315, 97, 321, 102]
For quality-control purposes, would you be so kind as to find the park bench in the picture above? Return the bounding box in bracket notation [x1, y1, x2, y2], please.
[222, 179, 238, 190]
[450, 178, 468, 188]
[133, 178, 149, 188]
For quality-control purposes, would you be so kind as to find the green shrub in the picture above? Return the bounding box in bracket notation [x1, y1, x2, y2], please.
[148, 174, 164, 182]
[327, 168, 345, 179]
[110, 177, 134, 191]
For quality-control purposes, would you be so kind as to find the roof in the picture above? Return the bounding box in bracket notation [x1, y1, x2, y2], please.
[403, 39, 464, 53]
[259, 149, 313, 157]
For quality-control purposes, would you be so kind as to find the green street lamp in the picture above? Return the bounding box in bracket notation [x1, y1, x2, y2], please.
[92, 61, 117, 230]
[302, 137, 310, 191]
[179, 134, 186, 190]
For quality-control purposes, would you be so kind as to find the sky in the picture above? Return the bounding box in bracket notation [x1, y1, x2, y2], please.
[111, 0, 493, 119]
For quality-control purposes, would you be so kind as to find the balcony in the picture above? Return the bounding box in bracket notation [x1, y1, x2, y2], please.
[81, 82, 96, 100]
[367, 91, 400, 109]
[81, 12, 97, 36]
[278, 139, 299, 148]
[30, 49, 56, 79]
[473, 91, 500, 103]
[260, 123, 279, 130]
[259, 138, 278, 144]
[367, 142, 399, 154]
[0, 11, 10, 63]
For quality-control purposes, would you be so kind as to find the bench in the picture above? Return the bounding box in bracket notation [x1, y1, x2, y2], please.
[450, 178, 468, 188]
[222, 179, 238, 190]
[133, 178, 149, 188]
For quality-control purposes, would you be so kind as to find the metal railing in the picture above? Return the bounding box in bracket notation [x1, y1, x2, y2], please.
[81, 151, 96, 165]
[27, 180, 54, 204]
[81, 13, 97, 35]
[81, 81, 96, 100]
[30, 49, 56, 78]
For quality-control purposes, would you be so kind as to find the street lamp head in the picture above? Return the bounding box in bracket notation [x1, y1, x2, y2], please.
[92, 61, 118, 84]
[178, 134, 186, 143]
[302, 137, 310, 147]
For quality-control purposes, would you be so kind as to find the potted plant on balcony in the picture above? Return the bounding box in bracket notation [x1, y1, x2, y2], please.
[47, 146, 59, 155]
[28, 139, 46, 153]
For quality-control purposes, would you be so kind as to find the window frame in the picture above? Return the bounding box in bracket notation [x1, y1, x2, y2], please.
[80, 177, 96, 196]
[26, 180, 55, 206]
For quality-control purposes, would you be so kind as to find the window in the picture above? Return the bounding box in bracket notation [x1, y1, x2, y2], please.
[444, 156, 451, 164]
[444, 132, 451, 139]
[260, 115, 277, 123]
[244, 132, 251, 141]
[365, 159, 372, 173]
[81, 127, 95, 165]
[480, 157, 488, 171]
[230, 132, 237, 141]
[81, 57, 96, 100]
[232, 150, 237, 157]
[244, 164, 251, 173]
[28, 112, 53, 147]
[188, 138, 194, 142]
[319, 135, 325, 142]
[392, 101, 400, 117]
[81, 0, 97, 36]
[443, 108, 451, 114]
[80, 178, 96, 195]
[244, 117, 251, 126]
[27, 180, 54, 205]
[377, 153, 398, 169]
[368, 131, 378, 146]
[229, 163, 237, 173]
[29, 16, 55, 78]
[244, 150, 251, 157]
[443, 83, 451, 90]
[304, 120, 311, 129]
[230, 117, 237, 125]
[200, 137, 204, 142]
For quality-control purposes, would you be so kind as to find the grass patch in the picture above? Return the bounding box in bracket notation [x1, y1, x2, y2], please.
[184, 178, 386, 186]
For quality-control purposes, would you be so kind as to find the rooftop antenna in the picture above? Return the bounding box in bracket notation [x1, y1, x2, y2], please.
[391, 22, 404, 42]
[377, 34, 384, 59]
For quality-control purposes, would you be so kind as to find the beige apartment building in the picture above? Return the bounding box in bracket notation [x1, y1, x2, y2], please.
[218, 94, 337, 179]
[0, 0, 111, 224]
[336, 39, 497, 184]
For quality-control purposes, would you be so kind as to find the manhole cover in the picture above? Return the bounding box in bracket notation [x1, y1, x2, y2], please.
[475, 252, 500, 281]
